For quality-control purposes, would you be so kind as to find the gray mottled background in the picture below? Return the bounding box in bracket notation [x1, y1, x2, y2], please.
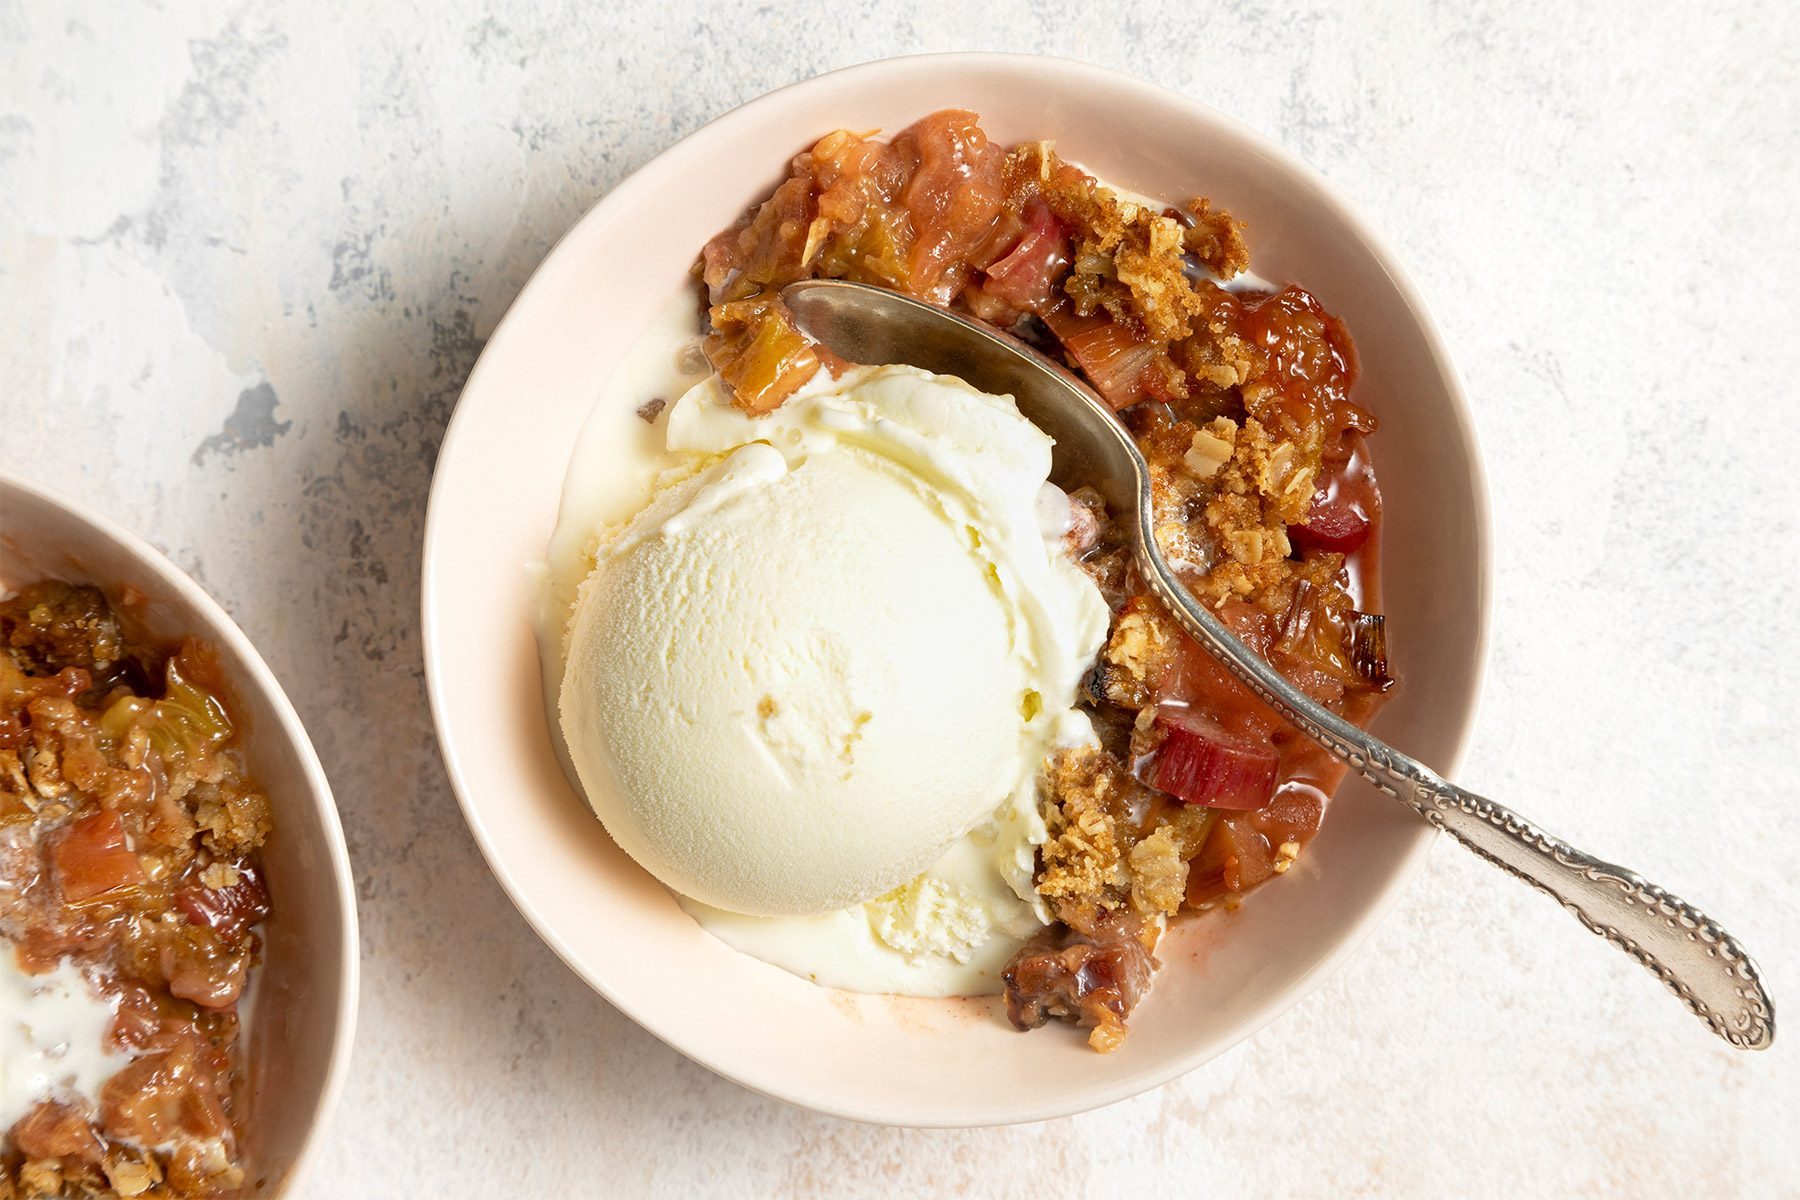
[3, 1, 1797, 1195]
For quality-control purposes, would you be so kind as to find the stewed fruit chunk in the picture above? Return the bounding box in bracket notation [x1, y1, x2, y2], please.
[704, 301, 821, 416]
[979, 199, 1069, 312]
[1188, 786, 1326, 899]
[9, 1101, 105, 1164]
[892, 109, 1008, 298]
[1134, 705, 1278, 810]
[1041, 305, 1166, 410]
[1231, 284, 1359, 434]
[157, 925, 252, 1010]
[175, 863, 270, 944]
[1345, 611, 1393, 692]
[143, 646, 234, 762]
[100, 1037, 232, 1154]
[1193, 814, 1278, 893]
[1002, 920, 1154, 1053]
[1288, 487, 1371, 555]
[54, 809, 146, 902]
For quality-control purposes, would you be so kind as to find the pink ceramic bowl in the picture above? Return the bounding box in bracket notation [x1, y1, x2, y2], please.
[1, 470, 359, 1191]
[422, 53, 1490, 1125]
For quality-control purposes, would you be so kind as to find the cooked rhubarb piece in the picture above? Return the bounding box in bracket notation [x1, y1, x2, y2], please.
[154, 923, 253, 1009]
[979, 198, 1069, 311]
[1156, 602, 1289, 735]
[100, 1037, 234, 1166]
[895, 109, 1008, 297]
[175, 863, 270, 943]
[54, 809, 146, 901]
[8, 1102, 105, 1164]
[1002, 920, 1154, 1053]
[1191, 813, 1278, 893]
[1188, 785, 1331, 900]
[1289, 487, 1371, 554]
[1345, 611, 1393, 692]
[704, 301, 822, 416]
[1269, 580, 1395, 699]
[1042, 305, 1164, 409]
[1232, 284, 1360, 435]
[144, 647, 235, 762]
[1136, 705, 1279, 810]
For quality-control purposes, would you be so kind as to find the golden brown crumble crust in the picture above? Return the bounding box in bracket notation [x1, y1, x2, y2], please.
[1037, 748, 1134, 930]
[1038, 747, 1214, 931]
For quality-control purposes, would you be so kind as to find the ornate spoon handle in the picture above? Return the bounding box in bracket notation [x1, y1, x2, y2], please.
[1138, 529, 1776, 1050]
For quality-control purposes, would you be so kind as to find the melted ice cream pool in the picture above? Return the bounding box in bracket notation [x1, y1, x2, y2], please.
[0, 952, 123, 1133]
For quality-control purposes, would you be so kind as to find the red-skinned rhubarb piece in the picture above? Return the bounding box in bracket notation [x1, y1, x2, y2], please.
[1042, 305, 1158, 409]
[1289, 490, 1371, 555]
[981, 199, 1069, 311]
[1135, 706, 1279, 810]
[55, 810, 146, 902]
[176, 864, 271, 943]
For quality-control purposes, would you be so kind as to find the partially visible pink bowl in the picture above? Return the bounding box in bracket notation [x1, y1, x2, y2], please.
[422, 53, 1490, 1125]
[1, 469, 359, 1191]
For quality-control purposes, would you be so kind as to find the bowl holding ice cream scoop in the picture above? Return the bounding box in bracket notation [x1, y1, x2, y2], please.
[424, 53, 1503, 1124]
[783, 278, 1775, 1051]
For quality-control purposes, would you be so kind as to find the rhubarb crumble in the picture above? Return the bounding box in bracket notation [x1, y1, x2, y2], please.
[1, 582, 272, 1197]
[699, 110, 1393, 1050]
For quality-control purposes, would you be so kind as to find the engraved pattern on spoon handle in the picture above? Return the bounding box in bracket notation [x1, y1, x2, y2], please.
[1139, 538, 1776, 1050]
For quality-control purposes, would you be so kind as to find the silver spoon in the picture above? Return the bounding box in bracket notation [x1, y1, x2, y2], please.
[783, 277, 1775, 1051]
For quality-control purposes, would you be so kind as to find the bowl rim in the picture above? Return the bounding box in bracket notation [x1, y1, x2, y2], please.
[0, 467, 362, 1182]
[422, 50, 1493, 1126]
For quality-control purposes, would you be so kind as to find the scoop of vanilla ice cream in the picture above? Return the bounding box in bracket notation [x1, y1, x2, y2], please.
[558, 363, 1109, 937]
[562, 442, 1029, 916]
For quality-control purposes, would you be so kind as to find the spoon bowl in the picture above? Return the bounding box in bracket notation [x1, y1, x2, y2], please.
[785, 279, 1147, 518]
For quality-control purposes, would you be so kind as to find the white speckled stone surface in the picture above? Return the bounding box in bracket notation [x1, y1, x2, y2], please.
[3, 2, 1797, 1195]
